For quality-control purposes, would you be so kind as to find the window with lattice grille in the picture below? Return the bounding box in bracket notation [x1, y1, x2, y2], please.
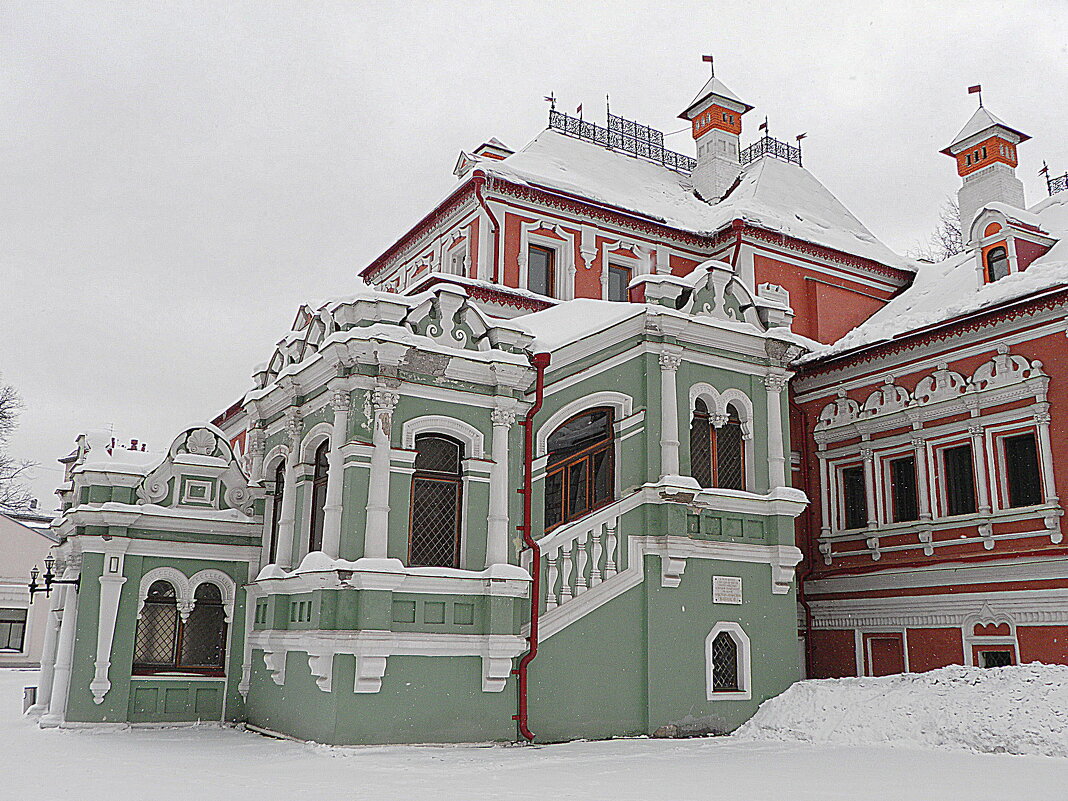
[268, 459, 285, 563]
[545, 408, 614, 532]
[133, 580, 227, 675]
[408, 434, 464, 567]
[689, 400, 745, 491]
[710, 631, 740, 692]
[308, 440, 330, 553]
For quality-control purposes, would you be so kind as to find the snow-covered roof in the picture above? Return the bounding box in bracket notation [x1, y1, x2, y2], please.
[679, 75, 753, 118]
[482, 130, 910, 270]
[809, 191, 1068, 362]
[942, 106, 1030, 153]
[509, 299, 645, 351]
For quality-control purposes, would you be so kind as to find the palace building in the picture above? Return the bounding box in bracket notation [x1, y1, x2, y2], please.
[26, 64, 1068, 742]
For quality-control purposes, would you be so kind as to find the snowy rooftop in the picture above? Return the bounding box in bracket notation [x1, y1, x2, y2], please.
[811, 190, 1068, 362]
[943, 106, 1030, 152]
[482, 130, 911, 270]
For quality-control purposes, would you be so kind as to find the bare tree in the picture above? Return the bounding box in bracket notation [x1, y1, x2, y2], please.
[0, 377, 35, 511]
[909, 199, 964, 262]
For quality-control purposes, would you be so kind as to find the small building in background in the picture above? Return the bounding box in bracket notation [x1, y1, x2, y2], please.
[0, 503, 57, 668]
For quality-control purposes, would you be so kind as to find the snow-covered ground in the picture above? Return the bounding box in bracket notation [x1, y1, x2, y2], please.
[5, 669, 1066, 801]
[737, 664, 1068, 758]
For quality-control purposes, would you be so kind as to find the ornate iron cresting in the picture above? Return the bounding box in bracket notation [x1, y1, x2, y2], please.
[548, 109, 697, 174]
[740, 134, 802, 167]
[1047, 172, 1067, 196]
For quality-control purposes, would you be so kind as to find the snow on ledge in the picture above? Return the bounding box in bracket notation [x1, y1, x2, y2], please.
[734, 664, 1068, 758]
[255, 554, 531, 583]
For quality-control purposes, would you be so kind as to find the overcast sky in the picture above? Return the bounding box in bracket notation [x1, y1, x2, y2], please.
[2, 1, 1066, 508]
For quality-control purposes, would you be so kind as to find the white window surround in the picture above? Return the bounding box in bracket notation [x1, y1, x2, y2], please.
[872, 444, 916, 525]
[688, 382, 756, 491]
[599, 242, 645, 300]
[136, 567, 236, 623]
[855, 627, 910, 676]
[827, 455, 866, 533]
[401, 415, 485, 459]
[705, 621, 751, 701]
[536, 392, 634, 457]
[518, 221, 575, 300]
[986, 421, 1044, 512]
[961, 608, 1017, 667]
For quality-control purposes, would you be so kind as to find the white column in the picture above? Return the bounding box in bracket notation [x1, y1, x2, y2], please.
[1035, 407, 1059, 503]
[911, 435, 933, 520]
[765, 373, 790, 489]
[274, 411, 302, 569]
[41, 580, 79, 728]
[861, 447, 877, 528]
[968, 423, 992, 514]
[659, 350, 683, 480]
[247, 425, 266, 485]
[817, 448, 831, 538]
[487, 406, 517, 567]
[321, 389, 349, 558]
[89, 545, 128, 704]
[364, 387, 399, 559]
[30, 591, 62, 714]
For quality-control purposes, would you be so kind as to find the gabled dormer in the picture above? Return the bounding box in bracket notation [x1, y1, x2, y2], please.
[967, 205, 1056, 285]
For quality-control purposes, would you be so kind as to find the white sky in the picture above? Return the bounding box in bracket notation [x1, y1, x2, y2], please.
[2, 1, 1066, 508]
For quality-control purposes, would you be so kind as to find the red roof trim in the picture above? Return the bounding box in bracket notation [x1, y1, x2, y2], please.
[407, 274, 553, 311]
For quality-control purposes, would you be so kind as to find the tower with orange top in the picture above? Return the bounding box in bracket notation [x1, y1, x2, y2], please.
[679, 60, 753, 202]
[941, 100, 1031, 229]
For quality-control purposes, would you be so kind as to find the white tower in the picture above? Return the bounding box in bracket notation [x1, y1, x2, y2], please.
[678, 68, 753, 202]
[941, 105, 1030, 230]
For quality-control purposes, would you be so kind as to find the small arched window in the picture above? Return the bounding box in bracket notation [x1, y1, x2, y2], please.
[308, 440, 330, 553]
[545, 408, 614, 531]
[133, 580, 229, 676]
[986, 246, 1009, 283]
[690, 400, 745, 491]
[409, 434, 464, 567]
[267, 460, 285, 564]
[710, 631, 740, 692]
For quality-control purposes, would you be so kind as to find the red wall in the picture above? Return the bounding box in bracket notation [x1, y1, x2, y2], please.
[1018, 626, 1068, 664]
[907, 628, 965, 672]
[809, 629, 856, 677]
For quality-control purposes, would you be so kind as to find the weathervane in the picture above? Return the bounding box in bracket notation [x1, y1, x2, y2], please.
[544, 92, 556, 110]
[702, 53, 714, 76]
[968, 83, 983, 107]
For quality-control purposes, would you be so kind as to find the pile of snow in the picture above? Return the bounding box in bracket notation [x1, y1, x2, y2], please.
[735, 664, 1068, 758]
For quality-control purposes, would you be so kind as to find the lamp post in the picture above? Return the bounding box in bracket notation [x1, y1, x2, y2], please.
[28, 557, 80, 602]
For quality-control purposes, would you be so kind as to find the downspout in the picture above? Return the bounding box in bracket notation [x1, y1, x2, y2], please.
[473, 170, 502, 283]
[790, 394, 816, 679]
[729, 218, 745, 268]
[513, 351, 551, 742]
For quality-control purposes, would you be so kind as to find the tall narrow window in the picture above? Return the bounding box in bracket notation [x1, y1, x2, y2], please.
[268, 460, 285, 564]
[889, 456, 919, 522]
[943, 444, 977, 516]
[841, 465, 867, 529]
[545, 408, 614, 531]
[710, 631, 740, 692]
[179, 584, 228, 672]
[607, 263, 631, 302]
[308, 440, 330, 553]
[986, 246, 1009, 283]
[133, 581, 180, 674]
[1004, 433, 1042, 508]
[409, 434, 464, 567]
[528, 244, 555, 297]
[689, 401, 745, 491]
[0, 609, 27, 652]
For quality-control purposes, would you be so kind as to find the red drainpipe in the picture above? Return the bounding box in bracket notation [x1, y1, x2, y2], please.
[473, 170, 501, 283]
[729, 218, 745, 268]
[513, 351, 551, 742]
[790, 394, 817, 678]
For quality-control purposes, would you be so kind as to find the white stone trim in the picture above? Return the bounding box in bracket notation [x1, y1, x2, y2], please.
[401, 415, 485, 459]
[136, 567, 192, 620]
[536, 391, 634, 457]
[705, 622, 752, 701]
[189, 569, 237, 623]
[299, 421, 334, 462]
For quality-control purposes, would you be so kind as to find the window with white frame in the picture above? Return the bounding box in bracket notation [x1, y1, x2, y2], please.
[837, 463, 867, 530]
[606, 263, 631, 302]
[886, 454, 919, 523]
[527, 244, 556, 298]
[938, 442, 977, 516]
[447, 243, 467, 276]
[0, 609, 27, 652]
[999, 431, 1043, 509]
[705, 622, 751, 700]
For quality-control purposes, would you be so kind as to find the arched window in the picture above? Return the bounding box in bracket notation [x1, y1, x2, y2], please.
[133, 580, 229, 676]
[308, 440, 329, 553]
[710, 631, 740, 692]
[986, 246, 1009, 283]
[704, 622, 751, 700]
[267, 459, 285, 564]
[545, 408, 614, 531]
[409, 434, 464, 567]
[690, 400, 745, 491]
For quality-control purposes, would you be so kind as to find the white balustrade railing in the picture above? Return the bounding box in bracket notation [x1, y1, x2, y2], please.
[542, 513, 622, 611]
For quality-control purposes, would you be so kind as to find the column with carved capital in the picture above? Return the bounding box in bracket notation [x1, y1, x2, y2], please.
[247, 424, 266, 485]
[967, 423, 992, 514]
[1034, 405, 1059, 504]
[659, 350, 683, 479]
[765, 372, 790, 489]
[911, 435, 934, 520]
[274, 410, 302, 568]
[320, 389, 349, 558]
[487, 405, 517, 567]
[365, 387, 399, 559]
[861, 447, 877, 529]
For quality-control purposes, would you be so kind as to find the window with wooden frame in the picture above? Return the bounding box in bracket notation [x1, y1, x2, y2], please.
[527, 244, 556, 298]
[408, 434, 464, 567]
[941, 443, 977, 516]
[840, 464, 867, 530]
[544, 408, 614, 532]
[0, 609, 27, 652]
[268, 460, 285, 564]
[133, 581, 227, 676]
[888, 455, 919, 523]
[985, 246, 1009, 283]
[689, 400, 745, 491]
[606, 263, 631, 302]
[308, 440, 330, 553]
[1002, 432, 1043, 508]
